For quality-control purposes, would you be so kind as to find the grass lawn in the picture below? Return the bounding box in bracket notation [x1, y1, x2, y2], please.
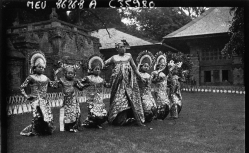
[5, 92, 245, 153]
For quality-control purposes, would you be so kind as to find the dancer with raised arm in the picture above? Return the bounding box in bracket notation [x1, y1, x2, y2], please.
[53, 59, 84, 133]
[151, 51, 170, 120]
[81, 55, 108, 129]
[104, 40, 145, 126]
[20, 51, 56, 136]
[168, 60, 185, 119]
[136, 50, 157, 123]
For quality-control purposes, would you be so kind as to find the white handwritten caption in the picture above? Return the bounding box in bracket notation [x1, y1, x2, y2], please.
[27, 0, 155, 9]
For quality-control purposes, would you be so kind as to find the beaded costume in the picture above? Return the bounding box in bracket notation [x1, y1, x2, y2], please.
[81, 55, 108, 128]
[20, 51, 56, 136]
[136, 50, 157, 122]
[54, 60, 84, 132]
[168, 60, 184, 119]
[105, 40, 145, 126]
[151, 52, 170, 120]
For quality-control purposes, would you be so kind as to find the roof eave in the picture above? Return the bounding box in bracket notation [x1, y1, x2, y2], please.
[163, 8, 216, 39]
[163, 32, 229, 41]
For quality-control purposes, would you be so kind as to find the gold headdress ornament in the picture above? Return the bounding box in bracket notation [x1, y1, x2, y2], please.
[88, 55, 104, 72]
[136, 50, 155, 70]
[154, 51, 167, 71]
[54, 56, 81, 77]
[168, 60, 183, 71]
[59, 56, 81, 70]
[115, 39, 130, 49]
[62, 63, 81, 71]
[29, 50, 46, 74]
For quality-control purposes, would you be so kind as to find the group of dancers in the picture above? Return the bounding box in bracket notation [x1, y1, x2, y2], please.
[19, 40, 186, 136]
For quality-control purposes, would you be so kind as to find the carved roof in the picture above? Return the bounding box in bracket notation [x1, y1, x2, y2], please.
[91, 28, 157, 49]
[163, 7, 233, 39]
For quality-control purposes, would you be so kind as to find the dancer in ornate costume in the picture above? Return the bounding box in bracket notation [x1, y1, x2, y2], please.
[167, 60, 184, 119]
[104, 40, 145, 126]
[151, 51, 170, 120]
[136, 50, 157, 122]
[54, 59, 84, 132]
[20, 51, 56, 136]
[81, 55, 108, 129]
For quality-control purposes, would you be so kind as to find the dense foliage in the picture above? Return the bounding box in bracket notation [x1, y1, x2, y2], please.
[121, 7, 192, 41]
[221, 7, 245, 66]
[3, 6, 198, 41]
[178, 7, 209, 18]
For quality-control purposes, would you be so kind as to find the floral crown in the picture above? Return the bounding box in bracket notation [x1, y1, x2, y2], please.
[154, 51, 167, 71]
[29, 50, 46, 74]
[136, 50, 155, 69]
[168, 60, 182, 71]
[88, 55, 104, 73]
[54, 56, 81, 77]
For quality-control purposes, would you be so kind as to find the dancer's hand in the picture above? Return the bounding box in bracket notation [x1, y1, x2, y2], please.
[138, 74, 145, 82]
[104, 81, 111, 88]
[27, 95, 35, 101]
[103, 64, 109, 69]
[141, 77, 146, 83]
[53, 69, 59, 81]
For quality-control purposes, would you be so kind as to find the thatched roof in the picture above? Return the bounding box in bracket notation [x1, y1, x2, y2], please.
[91, 28, 157, 49]
[163, 7, 233, 39]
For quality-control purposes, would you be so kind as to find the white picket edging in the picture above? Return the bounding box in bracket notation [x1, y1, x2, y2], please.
[6, 90, 111, 116]
[181, 85, 245, 95]
[7, 85, 244, 116]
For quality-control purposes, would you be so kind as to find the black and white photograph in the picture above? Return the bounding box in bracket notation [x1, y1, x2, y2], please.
[1, 0, 246, 152]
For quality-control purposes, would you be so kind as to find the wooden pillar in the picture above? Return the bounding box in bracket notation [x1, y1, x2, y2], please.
[211, 70, 213, 83]
[219, 70, 222, 82]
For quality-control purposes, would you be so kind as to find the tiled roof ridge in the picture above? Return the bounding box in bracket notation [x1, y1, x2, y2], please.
[163, 7, 217, 38]
[91, 27, 158, 49]
[95, 27, 159, 44]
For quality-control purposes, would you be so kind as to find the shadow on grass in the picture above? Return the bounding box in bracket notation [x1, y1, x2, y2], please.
[6, 93, 245, 153]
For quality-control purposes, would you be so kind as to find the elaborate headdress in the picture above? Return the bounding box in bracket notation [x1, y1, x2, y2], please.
[168, 60, 183, 71]
[154, 51, 167, 71]
[58, 56, 81, 70]
[136, 50, 155, 71]
[115, 39, 130, 49]
[29, 50, 46, 74]
[54, 56, 81, 77]
[88, 55, 104, 73]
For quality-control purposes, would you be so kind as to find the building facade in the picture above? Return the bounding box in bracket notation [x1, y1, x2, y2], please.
[6, 9, 101, 94]
[162, 7, 244, 87]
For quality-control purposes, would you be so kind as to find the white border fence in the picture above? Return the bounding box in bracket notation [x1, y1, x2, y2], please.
[7, 89, 111, 116]
[181, 85, 245, 94]
[6, 86, 245, 116]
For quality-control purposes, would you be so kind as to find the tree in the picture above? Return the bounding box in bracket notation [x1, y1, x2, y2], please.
[178, 7, 209, 19]
[66, 8, 125, 30]
[221, 7, 244, 67]
[120, 7, 192, 41]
